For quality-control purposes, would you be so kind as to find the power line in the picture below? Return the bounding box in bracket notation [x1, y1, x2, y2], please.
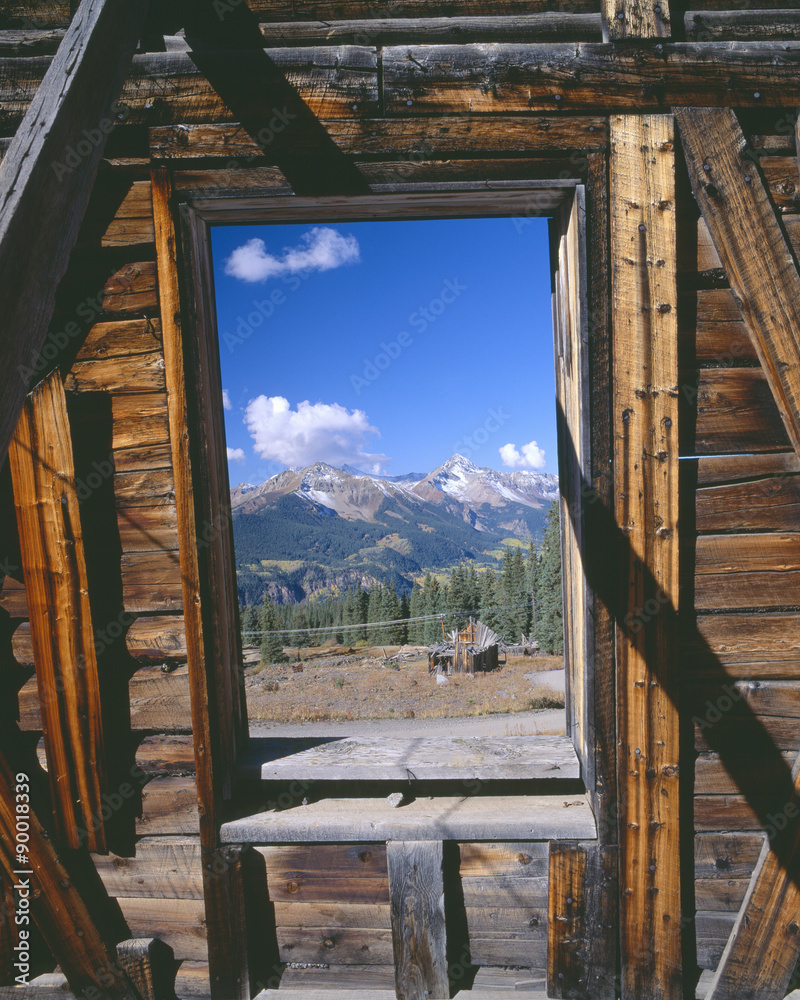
[243, 601, 535, 637]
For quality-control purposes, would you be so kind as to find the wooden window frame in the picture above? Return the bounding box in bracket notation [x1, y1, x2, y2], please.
[175, 179, 595, 774]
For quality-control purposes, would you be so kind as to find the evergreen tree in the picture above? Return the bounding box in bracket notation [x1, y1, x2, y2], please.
[535, 501, 564, 654]
[381, 581, 402, 644]
[289, 605, 308, 653]
[408, 582, 424, 643]
[241, 604, 259, 647]
[479, 568, 501, 632]
[260, 595, 287, 664]
[398, 591, 410, 645]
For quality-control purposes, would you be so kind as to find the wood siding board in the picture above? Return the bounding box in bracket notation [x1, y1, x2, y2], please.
[8, 372, 108, 851]
[676, 107, 800, 464]
[610, 114, 681, 1000]
[0, 0, 150, 472]
[387, 840, 449, 1000]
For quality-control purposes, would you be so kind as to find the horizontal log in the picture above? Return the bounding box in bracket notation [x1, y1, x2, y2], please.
[111, 393, 170, 452]
[694, 832, 763, 879]
[114, 468, 174, 509]
[695, 533, 800, 609]
[74, 180, 154, 250]
[694, 795, 762, 831]
[276, 925, 394, 965]
[129, 666, 192, 731]
[382, 43, 800, 114]
[696, 911, 736, 971]
[760, 154, 800, 212]
[101, 261, 158, 315]
[690, 680, 800, 720]
[466, 933, 547, 968]
[685, 10, 800, 40]
[136, 776, 199, 835]
[135, 734, 196, 775]
[696, 475, 800, 532]
[0, 48, 380, 130]
[692, 287, 756, 364]
[117, 504, 179, 553]
[698, 215, 800, 272]
[150, 116, 609, 161]
[458, 841, 550, 877]
[686, 612, 800, 677]
[256, 844, 390, 903]
[0, 28, 65, 55]
[112, 442, 173, 473]
[65, 350, 166, 394]
[694, 878, 749, 912]
[77, 318, 163, 361]
[460, 875, 549, 909]
[465, 905, 547, 936]
[272, 901, 391, 929]
[692, 367, 791, 455]
[117, 897, 208, 962]
[695, 750, 797, 794]
[126, 615, 187, 660]
[695, 714, 800, 751]
[693, 452, 800, 486]
[122, 551, 182, 612]
[91, 836, 203, 900]
[0, 573, 27, 616]
[0, 3, 70, 28]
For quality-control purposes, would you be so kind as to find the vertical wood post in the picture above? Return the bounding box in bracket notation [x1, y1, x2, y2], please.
[387, 840, 449, 1000]
[8, 372, 108, 853]
[610, 114, 681, 1000]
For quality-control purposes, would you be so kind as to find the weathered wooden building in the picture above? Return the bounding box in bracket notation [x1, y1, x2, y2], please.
[2, 1, 800, 998]
[429, 620, 501, 673]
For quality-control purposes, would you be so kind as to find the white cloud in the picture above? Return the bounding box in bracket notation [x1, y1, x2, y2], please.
[227, 447, 246, 463]
[224, 227, 360, 283]
[222, 389, 232, 410]
[499, 440, 546, 470]
[245, 396, 389, 472]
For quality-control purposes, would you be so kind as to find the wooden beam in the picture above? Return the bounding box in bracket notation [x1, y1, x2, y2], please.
[610, 114, 681, 1000]
[386, 840, 449, 1000]
[0, 748, 137, 998]
[676, 107, 800, 462]
[116, 938, 176, 1000]
[8, 372, 108, 852]
[0, 0, 150, 473]
[603, 0, 670, 40]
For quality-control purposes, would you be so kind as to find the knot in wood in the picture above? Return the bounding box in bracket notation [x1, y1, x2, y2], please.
[323, 937, 336, 949]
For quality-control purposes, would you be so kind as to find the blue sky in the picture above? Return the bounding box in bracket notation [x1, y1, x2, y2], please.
[210, 216, 556, 486]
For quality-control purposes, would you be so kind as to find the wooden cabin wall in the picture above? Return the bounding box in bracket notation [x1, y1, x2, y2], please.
[679, 112, 800, 978]
[0, 139, 208, 982]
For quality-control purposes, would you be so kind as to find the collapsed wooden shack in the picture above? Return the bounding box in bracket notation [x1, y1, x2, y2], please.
[428, 620, 502, 674]
[3, 1, 800, 999]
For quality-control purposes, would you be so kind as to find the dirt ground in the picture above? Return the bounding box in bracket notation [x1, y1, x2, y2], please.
[244, 644, 565, 725]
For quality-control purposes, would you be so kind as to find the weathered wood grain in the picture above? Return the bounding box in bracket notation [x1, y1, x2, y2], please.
[116, 938, 177, 1000]
[460, 876, 550, 909]
[694, 796, 763, 831]
[129, 666, 192, 731]
[458, 841, 549, 878]
[696, 475, 800, 532]
[692, 367, 791, 455]
[695, 533, 800, 609]
[0, 573, 27, 617]
[695, 715, 800, 752]
[695, 833, 764, 879]
[383, 43, 800, 114]
[77, 317, 163, 361]
[548, 843, 586, 998]
[8, 372, 108, 852]
[610, 114, 681, 1000]
[0, 749, 138, 999]
[65, 350, 166, 394]
[677, 107, 800, 464]
[695, 879, 749, 912]
[693, 288, 757, 363]
[685, 10, 800, 40]
[697, 911, 737, 972]
[136, 776, 200, 835]
[694, 453, 800, 486]
[150, 117, 609, 161]
[259, 734, 579, 781]
[91, 836, 203, 900]
[0, 0, 150, 473]
[695, 751, 797, 794]
[125, 614, 187, 660]
[135, 735, 196, 775]
[273, 902, 392, 929]
[277, 925, 394, 965]
[256, 843, 390, 903]
[76, 179, 154, 250]
[387, 840, 449, 1000]
[111, 393, 170, 452]
[117, 897, 208, 962]
[101, 260, 159, 314]
[121, 550, 182, 612]
[116, 503, 179, 553]
[687, 612, 800, 678]
[604, 0, 670, 39]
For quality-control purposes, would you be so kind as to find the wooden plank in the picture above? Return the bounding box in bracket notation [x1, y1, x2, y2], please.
[223, 795, 597, 844]
[153, 167, 247, 1000]
[111, 393, 169, 452]
[696, 475, 800, 532]
[466, 934, 548, 968]
[150, 117, 609, 161]
[694, 833, 764, 879]
[116, 938, 176, 1000]
[692, 367, 791, 455]
[277, 925, 394, 965]
[693, 288, 757, 363]
[548, 843, 586, 997]
[685, 10, 800, 40]
[259, 734, 579, 781]
[102, 261, 159, 315]
[695, 879, 749, 912]
[76, 178, 155, 250]
[0, 750, 137, 998]
[126, 615, 188, 661]
[610, 114, 681, 1000]
[114, 469, 175, 509]
[129, 666, 192, 731]
[603, 0, 670, 39]
[458, 841, 549, 877]
[256, 843, 389, 903]
[695, 533, 800, 610]
[0, 0, 150, 473]
[460, 876, 550, 909]
[691, 680, 800, 720]
[695, 751, 797, 794]
[387, 840, 449, 1000]
[116, 504, 179, 553]
[694, 453, 800, 486]
[0, 574, 27, 617]
[8, 372, 107, 852]
[694, 796, 763, 831]
[694, 716, 800, 753]
[704, 750, 800, 998]
[135, 734, 196, 775]
[382, 43, 800, 114]
[273, 902, 391, 929]
[117, 897, 208, 962]
[676, 107, 800, 464]
[65, 351, 166, 394]
[76, 317, 163, 361]
[696, 911, 737, 972]
[92, 836, 203, 899]
[136, 776, 200, 835]
[121, 550, 182, 612]
[687, 612, 800, 677]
